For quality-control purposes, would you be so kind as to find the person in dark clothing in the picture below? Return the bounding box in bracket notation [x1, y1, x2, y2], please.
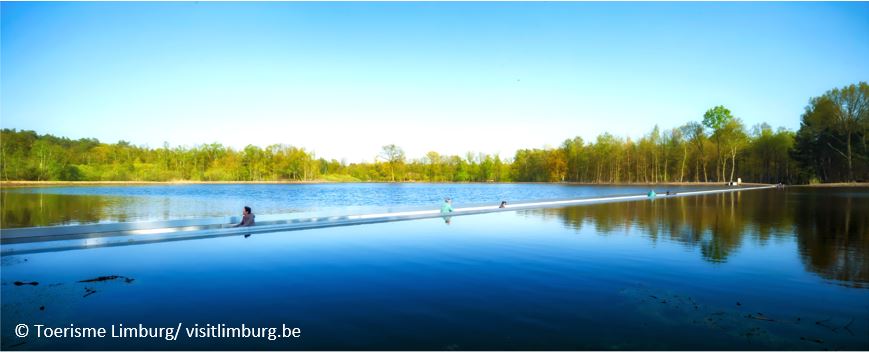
[235, 206, 255, 227]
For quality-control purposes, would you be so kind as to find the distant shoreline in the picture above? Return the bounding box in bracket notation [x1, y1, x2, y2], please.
[2, 180, 864, 188]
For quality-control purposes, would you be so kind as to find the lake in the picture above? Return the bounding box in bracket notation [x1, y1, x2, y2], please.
[2, 183, 724, 228]
[1, 185, 867, 350]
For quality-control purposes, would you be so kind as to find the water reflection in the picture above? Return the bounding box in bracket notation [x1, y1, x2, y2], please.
[442, 215, 453, 225]
[0, 191, 249, 228]
[522, 188, 869, 287]
[0, 192, 118, 228]
[793, 190, 869, 287]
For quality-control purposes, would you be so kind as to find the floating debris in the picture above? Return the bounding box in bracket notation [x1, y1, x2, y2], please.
[83, 287, 97, 297]
[815, 317, 834, 330]
[747, 313, 775, 322]
[78, 275, 134, 284]
[13, 281, 38, 286]
[815, 317, 856, 335]
[39, 305, 45, 311]
[838, 317, 855, 335]
[800, 336, 824, 344]
[742, 326, 767, 339]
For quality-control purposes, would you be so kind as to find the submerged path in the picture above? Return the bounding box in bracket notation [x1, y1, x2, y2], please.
[1, 185, 775, 255]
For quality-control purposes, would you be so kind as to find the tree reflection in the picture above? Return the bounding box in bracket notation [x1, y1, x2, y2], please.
[524, 188, 868, 287]
[794, 190, 869, 288]
[1, 191, 114, 228]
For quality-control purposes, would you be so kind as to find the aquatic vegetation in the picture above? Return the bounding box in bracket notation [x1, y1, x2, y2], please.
[618, 284, 863, 350]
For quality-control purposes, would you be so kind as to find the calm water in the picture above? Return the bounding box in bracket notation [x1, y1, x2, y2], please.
[2, 183, 720, 228]
[1, 187, 868, 350]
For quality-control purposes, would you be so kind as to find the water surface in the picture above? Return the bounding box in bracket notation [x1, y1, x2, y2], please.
[2, 183, 719, 228]
[1, 187, 867, 350]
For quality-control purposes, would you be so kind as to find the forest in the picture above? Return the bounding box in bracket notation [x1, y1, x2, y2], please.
[1, 82, 866, 184]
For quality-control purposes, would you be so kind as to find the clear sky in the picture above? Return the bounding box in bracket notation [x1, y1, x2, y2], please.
[2, 2, 868, 162]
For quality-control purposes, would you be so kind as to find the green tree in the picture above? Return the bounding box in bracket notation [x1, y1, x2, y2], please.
[379, 144, 405, 182]
[794, 82, 869, 182]
[720, 118, 748, 183]
[825, 82, 867, 181]
[703, 105, 735, 182]
[683, 122, 709, 182]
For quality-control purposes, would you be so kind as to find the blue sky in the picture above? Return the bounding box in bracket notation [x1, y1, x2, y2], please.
[2, 2, 868, 162]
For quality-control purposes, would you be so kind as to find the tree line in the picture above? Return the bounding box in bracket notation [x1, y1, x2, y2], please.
[1, 82, 866, 184]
